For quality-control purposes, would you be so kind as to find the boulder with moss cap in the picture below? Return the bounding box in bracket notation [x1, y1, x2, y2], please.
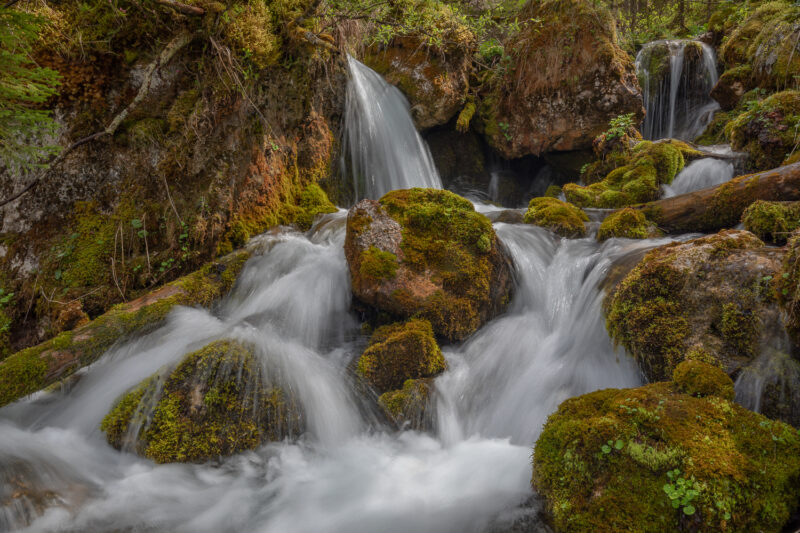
[344, 188, 513, 342]
[102, 339, 302, 463]
[742, 200, 800, 244]
[523, 197, 588, 238]
[597, 208, 660, 241]
[533, 364, 800, 533]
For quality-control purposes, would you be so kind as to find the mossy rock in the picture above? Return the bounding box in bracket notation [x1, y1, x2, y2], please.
[742, 200, 800, 244]
[357, 319, 445, 393]
[606, 230, 784, 382]
[672, 359, 735, 400]
[725, 90, 800, 171]
[597, 208, 660, 242]
[777, 230, 800, 347]
[102, 339, 302, 463]
[564, 141, 686, 208]
[710, 66, 754, 111]
[344, 189, 513, 342]
[294, 183, 337, 231]
[523, 197, 588, 238]
[533, 379, 800, 533]
[378, 378, 434, 431]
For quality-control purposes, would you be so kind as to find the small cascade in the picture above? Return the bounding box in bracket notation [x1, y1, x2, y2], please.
[662, 157, 734, 197]
[342, 56, 442, 201]
[636, 40, 720, 141]
[735, 349, 800, 427]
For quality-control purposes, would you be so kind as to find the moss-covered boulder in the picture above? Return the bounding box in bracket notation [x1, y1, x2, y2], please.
[102, 339, 302, 463]
[523, 197, 588, 238]
[564, 141, 686, 208]
[710, 65, 754, 111]
[533, 372, 800, 533]
[672, 359, 735, 400]
[357, 319, 445, 392]
[378, 378, 434, 431]
[777, 230, 800, 347]
[364, 30, 474, 129]
[718, 1, 800, 91]
[742, 200, 800, 244]
[475, 0, 643, 158]
[597, 208, 660, 241]
[294, 183, 337, 231]
[606, 230, 785, 382]
[725, 90, 800, 171]
[344, 189, 513, 341]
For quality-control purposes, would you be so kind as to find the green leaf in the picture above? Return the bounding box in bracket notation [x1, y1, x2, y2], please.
[683, 505, 696, 516]
[131, 219, 143, 229]
[54, 269, 62, 280]
[614, 439, 624, 450]
[601, 445, 611, 454]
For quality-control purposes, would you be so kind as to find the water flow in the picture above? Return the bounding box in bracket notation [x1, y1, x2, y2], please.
[342, 56, 442, 201]
[662, 157, 734, 197]
[636, 40, 720, 140]
[0, 210, 673, 532]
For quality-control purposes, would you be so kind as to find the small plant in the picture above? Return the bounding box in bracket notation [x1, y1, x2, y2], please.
[499, 121, 512, 141]
[663, 468, 700, 515]
[600, 438, 625, 454]
[605, 113, 636, 141]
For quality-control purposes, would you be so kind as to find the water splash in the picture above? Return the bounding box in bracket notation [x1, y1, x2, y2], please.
[341, 56, 442, 201]
[636, 40, 719, 140]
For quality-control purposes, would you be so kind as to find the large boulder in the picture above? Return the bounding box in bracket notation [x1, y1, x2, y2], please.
[533, 362, 800, 533]
[364, 33, 474, 129]
[476, 0, 643, 158]
[102, 339, 302, 463]
[344, 188, 513, 342]
[606, 230, 785, 381]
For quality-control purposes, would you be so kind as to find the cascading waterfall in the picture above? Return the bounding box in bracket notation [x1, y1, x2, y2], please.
[636, 40, 720, 140]
[342, 56, 442, 200]
[662, 156, 735, 197]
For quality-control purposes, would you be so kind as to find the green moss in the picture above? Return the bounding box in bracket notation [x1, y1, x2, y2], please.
[103, 339, 301, 463]
[543, 185, 562, 198]
[294, 183, 337, 231]
[672, 359, 735, 400]
[742, 200, 800, 244]
[597, 208, 658, 241]
[357, 319, 445, 392]
[455, 101, 476, 133]
[167, 89, 200, 132]
[726, 90, 800, 171]
[359, 246, 399, 283]
[523, 197, 588, 238]
[533, 380, 800, 533]
[776, 232, 800, 346]
[378, 378, 432, 429]
[0, 250, 249, 408]
[222, 0, 281, 69]
[128, 118, 166, 147]
[564, 141, 684, 208]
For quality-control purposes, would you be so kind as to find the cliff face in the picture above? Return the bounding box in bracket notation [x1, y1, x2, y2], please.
[0, 3, 348, 354]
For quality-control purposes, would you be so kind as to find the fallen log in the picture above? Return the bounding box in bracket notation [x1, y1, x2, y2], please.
[636, 162, 800, 234]
[0, 249, 250, 408]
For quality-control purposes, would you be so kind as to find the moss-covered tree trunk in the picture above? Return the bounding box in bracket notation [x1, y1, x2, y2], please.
[637, 162, 800, 234]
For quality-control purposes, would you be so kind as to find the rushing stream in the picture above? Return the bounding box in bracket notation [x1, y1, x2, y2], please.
[0, 53, 743, 532]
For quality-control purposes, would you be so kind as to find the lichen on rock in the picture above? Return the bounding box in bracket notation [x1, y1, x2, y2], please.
[344, 188, 513, 342]
[523, 197, 588, 238]
[102, 339, 302, 463]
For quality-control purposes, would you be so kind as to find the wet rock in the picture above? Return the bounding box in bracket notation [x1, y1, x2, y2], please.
[378, 378, 436, 431]
[364, 35, 474, 129]
[710, 65, 753, 111]
[596, 208, 660, 242]
[102, 339, 303, 463]
[344, 189, 513, 341]
[523, 197, 588, 238]
[741, 200, 800, 244]
[533, 367, 800, 533]
[605, 230, 788, 382]
[476, 0, 643, 158]
[357, 319, 445, 393]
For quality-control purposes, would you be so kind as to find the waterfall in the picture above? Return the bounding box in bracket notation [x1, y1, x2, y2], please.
[342, 56, 442, 201]
[636, 40, 720, 141]
[662, 156, 734, 197]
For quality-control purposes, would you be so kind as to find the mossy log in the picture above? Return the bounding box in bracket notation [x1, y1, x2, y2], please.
[0, 250, 250, 408]
[636, 162, 800, 234]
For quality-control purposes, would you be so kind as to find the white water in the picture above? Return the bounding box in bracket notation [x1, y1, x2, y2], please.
[636, 40, 719, 141]
[342, 56, 442, 201]
[662, 156, 734, 197]
[0, 211, 669, 532]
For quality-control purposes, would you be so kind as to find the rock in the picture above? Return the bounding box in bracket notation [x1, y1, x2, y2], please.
[364, 34, 474, 129]
[102, 339, 302, 463]
[596, 208, 660, 241]
[726, 90, 800, 171]
[742, 200, 800, 244]
[0, 250, 250, 408]
[294, 183, 338, 231]
[563, 141, 687, 208]
[605, 230, 787, 382]
[672, 359, 734, 400]
[378, 378, 435, 431]
[475, 0, 643, 158]
[344, 189, 513, 341]
[710, 65, 753, 111]
[357, 319, 445, 393]
[533, 370, 800, 533]
[777, 231, 800, 347]
[523, 197, 588, 238]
